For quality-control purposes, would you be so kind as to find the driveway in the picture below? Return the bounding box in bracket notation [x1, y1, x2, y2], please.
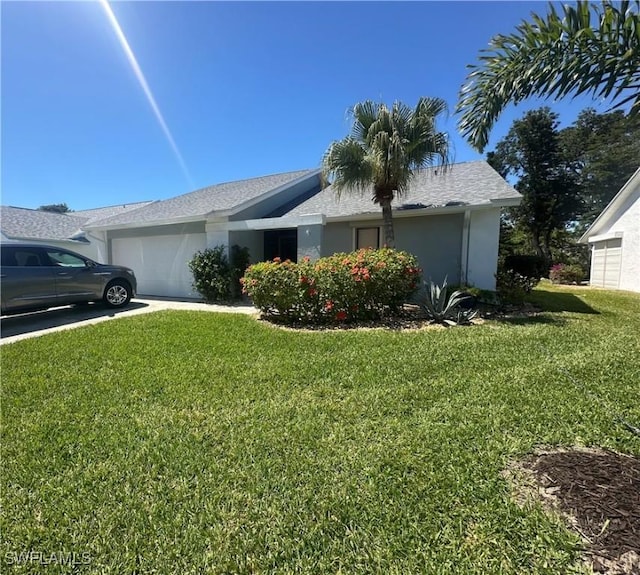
[0, 298, 258, 345]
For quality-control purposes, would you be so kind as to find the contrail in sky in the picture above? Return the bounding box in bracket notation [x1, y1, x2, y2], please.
[99, 0, 194, 189]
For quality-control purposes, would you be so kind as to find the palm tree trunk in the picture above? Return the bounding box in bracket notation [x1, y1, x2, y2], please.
[381, 199, 395, 248]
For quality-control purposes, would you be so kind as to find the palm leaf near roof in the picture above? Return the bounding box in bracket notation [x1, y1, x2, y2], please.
[323, 98, 451, 248]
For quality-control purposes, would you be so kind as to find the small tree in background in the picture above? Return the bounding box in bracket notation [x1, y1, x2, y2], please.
[38, 203, 72, 213]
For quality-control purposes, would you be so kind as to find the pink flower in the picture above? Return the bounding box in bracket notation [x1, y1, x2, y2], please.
[325, 300, 334, 311]
[273, 257, 281, 263]
[308, 288, 317, 297]
[336, 310, 347, 321]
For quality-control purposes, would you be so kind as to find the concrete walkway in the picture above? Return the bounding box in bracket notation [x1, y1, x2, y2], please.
[0, 298, 258, 345]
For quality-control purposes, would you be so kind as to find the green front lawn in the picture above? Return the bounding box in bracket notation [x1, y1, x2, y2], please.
[2, 285, 639, 574]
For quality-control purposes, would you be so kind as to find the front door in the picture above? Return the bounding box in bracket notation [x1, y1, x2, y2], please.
[264, 229, 297, 262]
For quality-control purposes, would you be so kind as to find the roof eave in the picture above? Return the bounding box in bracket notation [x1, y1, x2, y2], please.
[579, 167, 640, 243]
[84, 213, 206, 231]
[321, 198, 521, 223]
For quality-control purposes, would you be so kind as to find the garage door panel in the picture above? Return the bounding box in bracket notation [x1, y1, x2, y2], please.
[590, 238, 622, 289]
[112, 233, 206, 298]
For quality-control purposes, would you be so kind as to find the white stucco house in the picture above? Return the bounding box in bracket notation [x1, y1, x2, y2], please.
[1, 161, 521, 298]
[579, 167, 640, 293]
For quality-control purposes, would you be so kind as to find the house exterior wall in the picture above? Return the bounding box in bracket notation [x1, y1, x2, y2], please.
[228, 230, 264, 264]
[597, 194, 640, 292]
[465, 208, 501, 290]
[322, 222, 352, 257]
[297, 223, 323, 261]
[395, 214, 463, 285]
[322, 213, 464, 286]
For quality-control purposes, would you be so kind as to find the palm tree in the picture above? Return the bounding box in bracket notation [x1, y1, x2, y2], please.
[457, 1, 640, 152]
[323, 98, 450, 248]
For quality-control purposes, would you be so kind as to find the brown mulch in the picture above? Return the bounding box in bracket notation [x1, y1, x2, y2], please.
[256, 302, 543, 332]
[511, 448, 640, 574]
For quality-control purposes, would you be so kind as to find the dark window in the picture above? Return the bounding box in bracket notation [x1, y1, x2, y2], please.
[1, 247, 45, 267]
[356, 227, 380, 249]
[264, 229, 297, 262]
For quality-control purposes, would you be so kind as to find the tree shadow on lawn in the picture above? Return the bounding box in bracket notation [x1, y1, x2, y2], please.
[526, 289, 600, 314]
[493, 314, 567, 327]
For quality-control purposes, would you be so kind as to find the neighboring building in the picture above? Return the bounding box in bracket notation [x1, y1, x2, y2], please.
[2, 161, 521, 298]
[0, 202, 152, 262]
[579, 167, 640, 292]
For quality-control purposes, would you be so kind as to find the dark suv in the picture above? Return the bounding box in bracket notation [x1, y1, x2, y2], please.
[1, 243, 137, 315]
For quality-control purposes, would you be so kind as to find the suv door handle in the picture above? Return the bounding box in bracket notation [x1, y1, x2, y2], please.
[57, 272, 70, 276]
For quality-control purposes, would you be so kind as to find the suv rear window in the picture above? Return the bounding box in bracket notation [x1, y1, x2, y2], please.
[1, 247, 44, 267]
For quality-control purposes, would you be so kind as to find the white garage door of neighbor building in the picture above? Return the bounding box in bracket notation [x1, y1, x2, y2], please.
[590, 238, 622, 289]
[112, 233, 206, 298]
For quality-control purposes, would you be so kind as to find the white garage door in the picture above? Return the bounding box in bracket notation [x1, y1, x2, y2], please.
[112, 233, 206, 298]
[590, 238, 622, 289]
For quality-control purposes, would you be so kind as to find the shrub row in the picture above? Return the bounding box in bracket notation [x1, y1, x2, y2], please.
[241, 248, 421, 323]
[549, 263, 585, 285]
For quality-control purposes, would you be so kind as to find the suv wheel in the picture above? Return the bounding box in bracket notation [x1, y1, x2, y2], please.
[104, 280, 132, 308]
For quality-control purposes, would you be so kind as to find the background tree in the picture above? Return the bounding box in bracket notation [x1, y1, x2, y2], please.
[323, 98, 450, 247]
[560, 108, 640, 230]
[488, 108, 581, 264]
[38, 203, 71, 214]
[457, 1, 640, 151]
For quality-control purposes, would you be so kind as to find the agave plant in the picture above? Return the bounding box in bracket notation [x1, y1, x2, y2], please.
[420, 279, 475, 325]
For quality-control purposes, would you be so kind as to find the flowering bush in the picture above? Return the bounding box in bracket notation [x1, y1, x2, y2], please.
[241, 248, 421, 324]
[549, 263, 585, 285]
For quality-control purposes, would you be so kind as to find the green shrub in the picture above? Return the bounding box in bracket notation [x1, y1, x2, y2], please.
[241, 248, 421, 324]
[495, 269, 531, 304]
[549, 263, 585, 285]
[189, 245, 251, 303]
[230, 245, 251, 300]
[496, 255, 545, 302]
[504, 254, 547, 282]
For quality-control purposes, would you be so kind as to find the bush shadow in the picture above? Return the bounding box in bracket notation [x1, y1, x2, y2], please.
[526, 290, 600, 314]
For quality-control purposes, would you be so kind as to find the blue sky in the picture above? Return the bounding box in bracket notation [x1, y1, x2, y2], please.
[2, 1, 611, 211]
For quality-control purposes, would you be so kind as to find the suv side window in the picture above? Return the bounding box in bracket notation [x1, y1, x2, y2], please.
[45, 250, 87, 268]
[1, 247, 45, 267]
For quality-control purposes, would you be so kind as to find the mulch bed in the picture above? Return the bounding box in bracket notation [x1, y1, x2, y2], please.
[513, 448, 640, 574]
[256, 302, 542, 332]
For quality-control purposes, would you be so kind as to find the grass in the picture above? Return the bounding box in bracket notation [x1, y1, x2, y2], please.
[2, 284, 639, 574]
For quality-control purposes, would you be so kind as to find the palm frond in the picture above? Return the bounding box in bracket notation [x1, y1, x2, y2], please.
[322, 138, 373, 196]
[457, 0, 640, 152]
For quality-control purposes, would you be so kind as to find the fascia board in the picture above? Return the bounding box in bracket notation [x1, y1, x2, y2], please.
[324, 202, 507, 224]
[84, 214, 206, 231]
[211, 214, 325, 231]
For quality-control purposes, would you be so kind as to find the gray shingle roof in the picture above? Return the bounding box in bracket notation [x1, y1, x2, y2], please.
[74, 201, 154, 224]
[286, 161, 520, 218]
[0, 206, 89, 240]
[87, 169, 318, 228]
